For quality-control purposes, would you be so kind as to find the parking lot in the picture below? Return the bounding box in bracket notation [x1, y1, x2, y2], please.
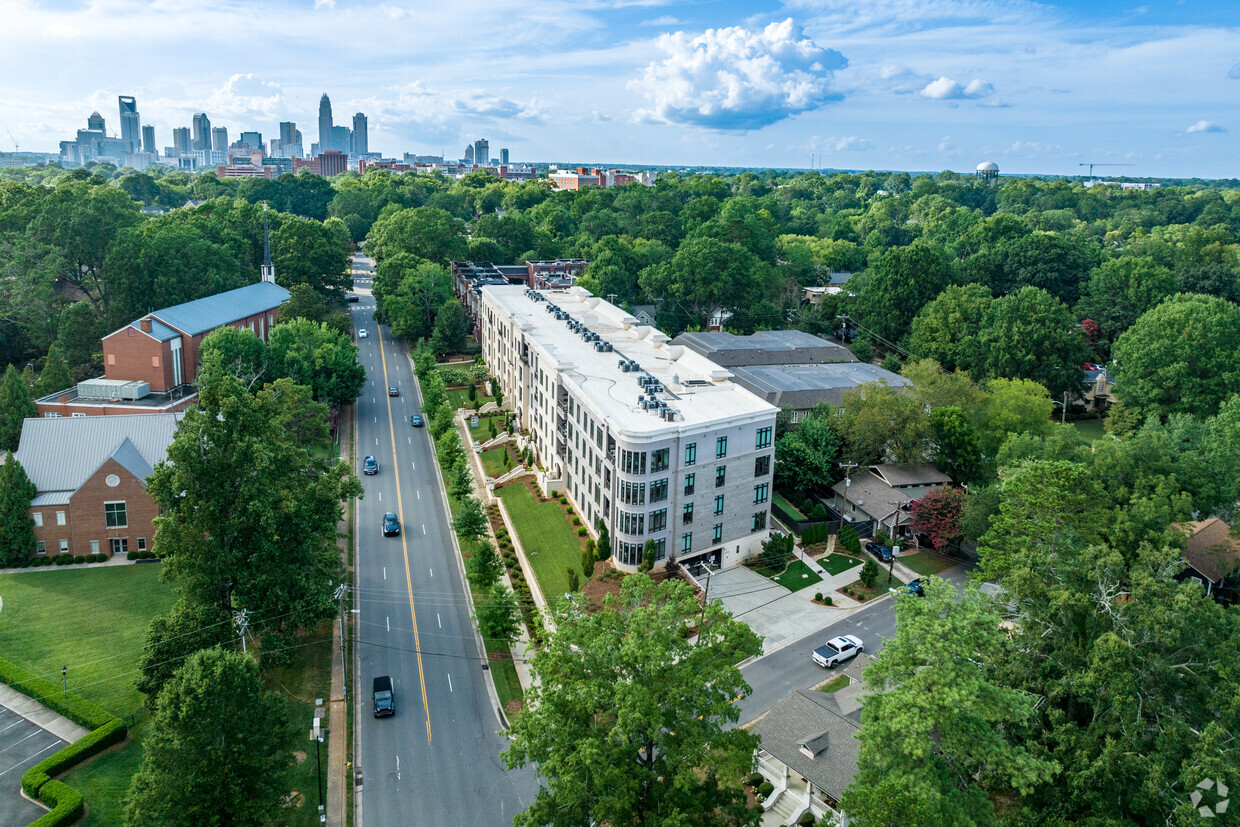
[0, 702, 67, 826]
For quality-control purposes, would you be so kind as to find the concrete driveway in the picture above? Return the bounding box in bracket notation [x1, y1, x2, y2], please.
[0, 702, 66, 826]
[708, 566, 846, 654]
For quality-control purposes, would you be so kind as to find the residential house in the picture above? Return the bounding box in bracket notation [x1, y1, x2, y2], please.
[1174, 518, 1239, 600]
[13, 414, 182, 559]
[1081, 365, 1115, 413]
[753, 654, 870, 825]
[831, 463, 952, 541]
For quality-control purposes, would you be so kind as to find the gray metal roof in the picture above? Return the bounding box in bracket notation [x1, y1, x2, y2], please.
[869, 463, 951, 488]
[127, 317, 180, 342]
[754, 688, 861, 800]
[150, 282, 289, 337]
[730, 363, 909, 409]
[672, 330, 857, 368]
[14, 414, 182, 496]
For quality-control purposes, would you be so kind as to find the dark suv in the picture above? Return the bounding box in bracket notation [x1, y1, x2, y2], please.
[363, 456, 378, 475]
[383, 512, 401, 536]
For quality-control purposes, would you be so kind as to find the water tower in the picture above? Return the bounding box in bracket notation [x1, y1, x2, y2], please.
[976, 161, 999, 182]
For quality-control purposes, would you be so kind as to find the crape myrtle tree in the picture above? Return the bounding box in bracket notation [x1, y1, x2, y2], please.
[504, 575, 762, 827]
[147, 356, 362, 647]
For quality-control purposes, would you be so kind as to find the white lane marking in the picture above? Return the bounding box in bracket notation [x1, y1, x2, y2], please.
[386, 616, 390, 632]
[416, 490, 420, 500]
[383, 567, 387, 580]
[408, 437, 411, 445]
[374, 416, 377, 423]
[378, 492, 382, 502]
[375, 438, 378, 446]
[422, 524, 427, 535]
[447, 673, 453, 693]
[412, 461, 415, 470]
[437, 613, 441, 628]
[396, 755, 400, 781]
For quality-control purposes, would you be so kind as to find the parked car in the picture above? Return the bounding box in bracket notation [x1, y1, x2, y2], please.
[363, 456, 378, 475]
[892, 578, 925, 597]
[345, 294, 360, 303]
[388, 386, 399, 396]
[358, 328, 368, 338]
[410, 414, 423, 427]
[865, 541, 893, 562]
[372, 675, 394, 717]
[383, 512, 401, 536]
[812, 635, 864, 668]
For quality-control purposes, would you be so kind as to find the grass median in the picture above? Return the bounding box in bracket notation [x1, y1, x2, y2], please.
[496, 483, 585, 602]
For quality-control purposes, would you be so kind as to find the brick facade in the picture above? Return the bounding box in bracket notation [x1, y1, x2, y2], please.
[31, 458, 158, 558]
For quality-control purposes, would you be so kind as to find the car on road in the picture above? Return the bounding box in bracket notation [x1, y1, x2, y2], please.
[373, 675, 394, 717]
[892, 578, 925, 597]
[812, 635, 864, 668]
[865, 541, 893, 562]
[358, 328, 368, 338]
[410, 413, 423, 427]
[345, 293, 360, 303]
[382, 512, 401, 536]
[363, 455, 378, 475]
[388, 386, 399, 396]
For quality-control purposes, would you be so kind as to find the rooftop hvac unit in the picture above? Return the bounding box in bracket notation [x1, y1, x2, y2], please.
[602, 343, 613, 352]
[120, 381, 151, 400]
[619, 360, 630, 372]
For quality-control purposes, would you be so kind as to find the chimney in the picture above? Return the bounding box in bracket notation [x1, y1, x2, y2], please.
[140, 318, 152, 332]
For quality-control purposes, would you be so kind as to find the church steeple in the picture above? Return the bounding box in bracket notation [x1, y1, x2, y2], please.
[260, 204, 275, 284]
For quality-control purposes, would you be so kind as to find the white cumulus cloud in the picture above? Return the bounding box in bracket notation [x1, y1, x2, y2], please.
[630, 18, 847, 130]
[829, 136, 870, 151]
[920, 76, 995, 100]
[1186, 120, 1225, 133]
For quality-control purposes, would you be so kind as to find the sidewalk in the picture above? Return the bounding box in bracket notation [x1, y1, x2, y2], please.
[325, 407, 352, 827]
[0, 684, 88, 744]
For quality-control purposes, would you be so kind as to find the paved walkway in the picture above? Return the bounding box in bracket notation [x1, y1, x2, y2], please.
[326, 407, 352, 827]
[0, 684, 88, 744]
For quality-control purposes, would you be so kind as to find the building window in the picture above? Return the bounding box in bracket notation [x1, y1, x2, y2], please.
[755, 455, 771, 477]
[90, 540, 100, 555]
[716, 436, 728, 458]
[104, 501, 128, 528]
[715, 465, 726, 488]
[137, 537, 147, 551]
[620, 481, 646, 505]
[683, 503, 694, 524]
[684, 474, 695, 495]
[59, 539, 69, 553]
[753, 483, 769, 504]
[685, 443, 696, 466]
[32, 512, 42, 528]
[650, 479, 668, 503]
[712, 523, 723, 544]
[35, 541, 46, 554]
[681, 533, 692, 553]
[649, 509, 667, 532]
[752, 511, 767, 531]
[44, 412, 62, 418]
[56, 510, 66, 526]
[621, 450, 647, 475]
[110, 537, 128, 555]
[714, 495, 724, 516]
[651, 448, 669, 473]
[755, 427, 772, 450]
[655, 538, 666, 561]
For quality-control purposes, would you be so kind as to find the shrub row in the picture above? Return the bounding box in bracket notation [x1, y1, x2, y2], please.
[130, 550, 160, 560]
[18, 553, 112, 568]
[0, 655, 114, 731]
[24, 717, 126, 796]
[801, 523, 833, 547]
[28, 779, 84, 827]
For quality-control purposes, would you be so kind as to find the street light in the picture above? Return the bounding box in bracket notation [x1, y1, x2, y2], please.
[61, 666, 67, 699]
[311, 718, 325, 822]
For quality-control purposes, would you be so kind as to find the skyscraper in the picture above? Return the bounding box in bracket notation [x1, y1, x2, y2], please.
[332, 126, 352, 157]
[318, 94, 333, 152]
[352, 113, 368, 156]
[172, 127, 191, 156]
[278, 122, 302, 157]
[464, 144, 474, 164]
[192, 113, 211, 151]
[87, 111, 105, 131]
[118, 96, 140, 152]
[500, 147, 509, 165]
[141, 125, 155, 155]
[474, 138, 489, 166]
[239, 131, 262, 149]
[212, 127, 229, 153]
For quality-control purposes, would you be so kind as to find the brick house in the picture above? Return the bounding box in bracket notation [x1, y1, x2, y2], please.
[13, 414, 181, 559]
[38, 281, 289, 417]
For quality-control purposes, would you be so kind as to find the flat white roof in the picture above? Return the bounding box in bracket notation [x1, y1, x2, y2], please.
[482, 286, 777, 437]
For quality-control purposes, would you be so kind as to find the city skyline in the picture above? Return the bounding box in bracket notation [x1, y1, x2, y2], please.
[1, 0, 1238, 176]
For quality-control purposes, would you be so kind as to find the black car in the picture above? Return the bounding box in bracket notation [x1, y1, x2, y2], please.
[410, 413, 423, 427]
[373, 675, 394, 717]
[363, 455, 378, 475]
[865, 541, 893, 562]
[383, 512, 401, 536]
[345, 293, 360, 303]
[388, 386, 399, 397]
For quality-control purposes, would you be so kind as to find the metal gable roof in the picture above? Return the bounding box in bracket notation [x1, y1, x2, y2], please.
[149, 282, 289, 337]
[13, 414, 182, 495]
[128, 318, 180, 342]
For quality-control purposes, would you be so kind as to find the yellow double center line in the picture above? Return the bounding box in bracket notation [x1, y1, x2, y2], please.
[376, 324, 432, 744]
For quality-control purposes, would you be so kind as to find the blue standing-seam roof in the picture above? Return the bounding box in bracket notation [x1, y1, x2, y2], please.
[150, 282, 290, 337]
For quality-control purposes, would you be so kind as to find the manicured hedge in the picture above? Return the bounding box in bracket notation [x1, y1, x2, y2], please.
[28, 779, 84, 827]
[0, 656, 114, 731]
[24, 717, 126, 794]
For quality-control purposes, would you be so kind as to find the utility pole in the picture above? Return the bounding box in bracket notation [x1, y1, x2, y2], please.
[838, 460, 858, 487]
[334, 583, 349, 698]
[1062, 391, 1068, 425]
[699, 562, 714, 628]
[233, 609, 250, 654]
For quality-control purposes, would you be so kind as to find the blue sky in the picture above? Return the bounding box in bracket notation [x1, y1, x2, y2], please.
[1, 0, 1237, 177]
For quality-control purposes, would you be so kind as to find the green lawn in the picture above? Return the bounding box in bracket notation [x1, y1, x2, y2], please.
[497, 484, 584, 601]
[0, 565, 177, 826]
[899, 552, 958, 577]
[771, 559, 823, 593]
[486, 645, 523, 722]
[820, 553, 862, 576]
[481, 446, 513, 478]
[817, 674, 850, 693]
[1071, 418, 1107, 442]
[772, 492, 805, 520]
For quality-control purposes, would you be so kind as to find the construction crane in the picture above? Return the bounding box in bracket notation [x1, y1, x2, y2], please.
[4, 130, 16, 153]
[1079, 162, 1133, 180]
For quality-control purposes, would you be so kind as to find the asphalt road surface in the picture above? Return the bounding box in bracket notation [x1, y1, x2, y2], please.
[351, 256, 537, 826]
[736, 564, 974, 725]
[0, 703, 66, 826]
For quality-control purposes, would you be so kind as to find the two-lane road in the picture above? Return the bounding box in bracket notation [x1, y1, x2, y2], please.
[351, 258, 537, 826]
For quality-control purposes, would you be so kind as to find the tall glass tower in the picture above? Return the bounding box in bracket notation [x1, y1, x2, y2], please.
[352, 112, 368, 156]
[118, 96, 140, 152]
[318, 94, 333, 153]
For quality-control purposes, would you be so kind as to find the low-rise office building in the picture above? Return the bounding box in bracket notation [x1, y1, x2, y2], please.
[477, 285, 778, 572]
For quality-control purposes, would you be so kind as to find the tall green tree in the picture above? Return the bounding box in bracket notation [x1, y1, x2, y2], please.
[1075, 256, 1177, 342]
[0, 456, 37, 566]
[266, 318, 365, 406]
[453, 496, 488, 545]
[35, 344, 73, 397]
[0, 363, 36, 451]
[639, 236, 768, 333]
[978, 378, 1054, 456]
[773, 405, 841, 494]
[504, 575, 762, 827]
[271, 217, 351, 297]
[836, 382, 930, 464]
[476, 581, 521, 645]
[1111, 293, 1240, 419]
[852, 243, 955, 343]
[908, 283, 993, 374]
[929, 406, 983, 484]
[979, 286, 1090, 400]
[197, 327, 267, 388]
[365, 206, 468, 265]
[123, 648, 293, 827]
[466, 539, 504, 591]
[135, 601, 235, 708]
[429, 299, 468, 355]
[841, 578, 1058, 826]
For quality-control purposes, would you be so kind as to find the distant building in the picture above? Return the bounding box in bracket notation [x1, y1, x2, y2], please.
[87, 111, 105, 131]
[59, 111, 130, 166]
[141, 124, 156, 155]
[192, 113, 212, 151]
[317, 150, 348, 177]
[217, 152, 277, 179]
[352, 113, 368, 156]
[276, 122, 302, 158]
[976, 161, 999, 181]
[474, 138, 489, 166]
[318, 93, 333, 153]
[549, 167, 656, 190]
[463, 144, 475, 164]
[500, 147, 509, 165]
[118, 96, 140, 152]
[358, 159, 410, 174]
[172, 127, 191, 156]
[527, 259, 588, 289]
[331, 125, 352, 158]
[211, 127, 229, 154]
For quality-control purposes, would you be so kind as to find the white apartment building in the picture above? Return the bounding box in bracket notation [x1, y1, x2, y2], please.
[477, 285, 778, 572]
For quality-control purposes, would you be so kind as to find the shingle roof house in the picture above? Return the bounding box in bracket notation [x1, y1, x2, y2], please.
[13, 414, 181, 559]
[1174, 518, 1240, 597]
[831, 463, 952, 540]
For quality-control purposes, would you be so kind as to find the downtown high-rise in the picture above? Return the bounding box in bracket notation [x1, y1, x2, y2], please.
[192, 112, 212, 151]
[118, 96, 140, 152]
[352, 112, 367, 156]
[318, 94, 333, 153]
